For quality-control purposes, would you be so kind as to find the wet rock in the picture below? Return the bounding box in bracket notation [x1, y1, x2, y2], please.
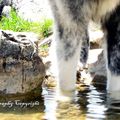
[92, 75, 107, 85]
[0, 30, 45, 99]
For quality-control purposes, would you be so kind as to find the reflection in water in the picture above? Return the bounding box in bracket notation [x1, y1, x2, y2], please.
[0, 83, 120, 119]
[77, 85, 107, 120]
[0, 98, 45, 120]
[42, 87, 57, 120]
[42, 83, 120, 120]
[42, 86, 85, 120]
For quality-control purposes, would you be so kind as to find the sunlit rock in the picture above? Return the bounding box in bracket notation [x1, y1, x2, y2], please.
[88, 50, 107, 85]
[12, 0, 53, 22]
[2, 5, 11, 18]
[0, 30, 45, 100]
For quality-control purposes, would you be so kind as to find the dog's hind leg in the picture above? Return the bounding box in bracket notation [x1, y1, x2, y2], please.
[79, 30, 89, 68]
[103, 5, 120, 94]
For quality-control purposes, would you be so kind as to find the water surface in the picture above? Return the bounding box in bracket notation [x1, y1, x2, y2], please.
[0, 82, 120, 120]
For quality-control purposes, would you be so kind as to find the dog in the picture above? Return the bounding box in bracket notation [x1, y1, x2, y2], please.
[48, 0, 120, 97]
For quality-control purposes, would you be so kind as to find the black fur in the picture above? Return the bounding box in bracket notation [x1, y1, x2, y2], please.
[104, 5, 120, 74]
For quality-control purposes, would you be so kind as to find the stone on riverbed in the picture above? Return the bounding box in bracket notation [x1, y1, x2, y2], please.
[0, 30, 45, 100]
[88, 50, 107, 85]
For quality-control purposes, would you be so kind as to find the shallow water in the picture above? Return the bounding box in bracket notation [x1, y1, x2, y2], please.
[0, 83, 120, 120]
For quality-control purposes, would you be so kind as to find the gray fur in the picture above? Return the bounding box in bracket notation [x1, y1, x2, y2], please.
[49, 0, 120, 96]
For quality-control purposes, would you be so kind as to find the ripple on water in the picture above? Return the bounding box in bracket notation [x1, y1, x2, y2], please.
[0, 82, 120, 120]
[42, 83, 120, 120]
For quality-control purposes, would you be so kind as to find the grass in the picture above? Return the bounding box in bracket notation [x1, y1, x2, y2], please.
[39, 19, 53, 37]
[0, 8, 53, 38]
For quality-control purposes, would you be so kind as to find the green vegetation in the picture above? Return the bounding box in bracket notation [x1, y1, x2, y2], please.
[0, 8, 53, 38]
[39, 19, 53, 37]
[41, 44, 49, 50]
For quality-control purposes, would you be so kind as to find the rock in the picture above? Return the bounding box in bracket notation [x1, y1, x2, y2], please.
[88, 21, 104, 49]
[0, 0, 53, 21]
[0, 0, 12, 19]
[88, 50, 107, 84]
[92, 75, 107, 85]
[0, 1, 5, 19]
[11, 0, 53, 22]
[2, 5, 11, 18]
[1, 0, 12, 5]
[0, 30, 45, 100]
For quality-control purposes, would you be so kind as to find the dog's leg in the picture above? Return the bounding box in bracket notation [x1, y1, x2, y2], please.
[79, 30, 89, 68]
[50, 23, 88, 97]
[103, 5, 120, 93]
[48, 0, 91, 99]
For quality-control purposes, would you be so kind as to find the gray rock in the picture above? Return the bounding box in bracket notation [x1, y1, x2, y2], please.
[0, 30, 45, 99]
[88, 50, 107, 84]
[2, 5, 11, 18]
[0, 1, 5, 18]
[11, 0, 53, 22]
[1, 0, 53, 21]
[89, 21, 104, 49]
[1, 0, 12, 5]
[0, 0, 12, 19]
